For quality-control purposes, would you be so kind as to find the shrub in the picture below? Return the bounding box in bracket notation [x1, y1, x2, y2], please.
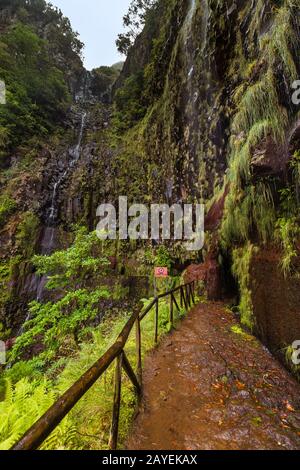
[0, 378, 75, 450]
[232, 243, 257, 330]
[0, 195, 16, 227]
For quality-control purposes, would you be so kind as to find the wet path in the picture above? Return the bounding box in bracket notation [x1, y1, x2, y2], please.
[127, 302, 300, 450]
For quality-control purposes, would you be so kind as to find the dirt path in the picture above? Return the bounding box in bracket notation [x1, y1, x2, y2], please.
[127, 302, 300, 450]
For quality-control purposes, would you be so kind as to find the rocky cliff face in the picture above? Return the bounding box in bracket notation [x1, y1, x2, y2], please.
[1, 0, 300, 375]
[0, 87, 110, 332]
[111, 0, 300, 370]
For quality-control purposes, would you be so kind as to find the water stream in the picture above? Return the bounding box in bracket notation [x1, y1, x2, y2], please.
[33, 112, 87, 308]
[18, 111, 87, 334]
[48, 112, 87, 228]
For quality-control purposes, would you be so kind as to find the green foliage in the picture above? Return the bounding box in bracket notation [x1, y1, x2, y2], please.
[0, 0, 84, 157]
[0, 22, 71, 154]
[142, 246, 155, 265]
[0, 259, 13, 310]
[231, 325, 255, 342]
[56, 317, 132, 450]
[232, 243, 256, 330]
[1, 0, 83, 63]
[10, 228, 111, 366]
[290, 151, 300, 205]
[0, 195, 16, 227]
[0, 321, 11, 342]
[1, 283, 188, 450]
[154, 245, 172, 270]
[276, 217, 300, 277]
[113, 72, 146, 131]
[0, 360, 42, 391]
[231, 70, 288, 145]
[55, 290, 186, 449]
[221, 182, 275, 248]
[16, 211, 40, 257]
[91, 66, 119, 99]
[116, 0, 158, 54]
[274, 182, 300, 277]
[222, 0, 298, 252]
[0, 378, 75, 450]
[10, 288, 110, 365]
[33, 228, 110, 291]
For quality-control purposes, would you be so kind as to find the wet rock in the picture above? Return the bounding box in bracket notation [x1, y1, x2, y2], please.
[205, 185, 229, 231]
[206, 260, 222, 300]
[251, 135, 286, 177]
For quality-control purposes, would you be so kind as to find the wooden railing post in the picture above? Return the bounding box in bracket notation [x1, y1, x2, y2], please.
[172, 292, 180, 313]
[12, 282, 197, 451]
[122, 352, 142, 398]
[181, 286, 188, 310]
[170, 294, 174, 327]
[109, 353, 123, 450]
[185, 285, 190, 308]
[189, 285, 192, 306]
[154, 298, 159, 345]
[190, 281, 195, 304]
[135, 319, 142, 386]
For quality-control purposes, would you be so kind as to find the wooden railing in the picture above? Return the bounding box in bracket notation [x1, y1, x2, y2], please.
[12, 280, 198, 451]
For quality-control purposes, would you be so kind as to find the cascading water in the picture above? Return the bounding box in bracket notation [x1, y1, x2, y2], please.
[177, 0, 198, 196]
[187, 0, 197, 23]
[35, 111, 87, 302]
[69, 112, 87, 164]
[47, 112, 87, 229]
[13, 111, 88, 339]
[178, 0, 210, 199]
[183, 0, 199, 107]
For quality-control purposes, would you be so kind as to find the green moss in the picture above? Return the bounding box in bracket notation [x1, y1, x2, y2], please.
[231, 325, 255, 342]
[276, 216, 300, 277]
[232, 70, 288, 144]
[222, 0, 299, 256]
[0, 195, 16, 227]
[16, 211, 40, 257]
[221, 181, 275, 248]
[232, 242, 257, 330]
[261, 4, 299, 82]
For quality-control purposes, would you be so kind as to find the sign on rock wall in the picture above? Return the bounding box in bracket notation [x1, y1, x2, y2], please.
[154, 267, 169, 278]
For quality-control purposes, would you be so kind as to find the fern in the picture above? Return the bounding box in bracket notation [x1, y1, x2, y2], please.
[0, 378, 75, 450]
[276, 216, 300, 277]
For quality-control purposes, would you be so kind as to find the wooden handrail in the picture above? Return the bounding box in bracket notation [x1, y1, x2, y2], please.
[12, 280, 198, 451]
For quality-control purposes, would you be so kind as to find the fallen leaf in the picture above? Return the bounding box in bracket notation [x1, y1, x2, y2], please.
[285, 402, 295, 412]
[236, 381, 246, 390]
[212, 383, 222, 390]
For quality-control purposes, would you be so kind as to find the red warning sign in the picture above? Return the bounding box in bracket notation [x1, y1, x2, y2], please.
[154, 267, 169, 278]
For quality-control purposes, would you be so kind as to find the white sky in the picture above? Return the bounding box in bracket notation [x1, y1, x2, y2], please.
[51, 0, 132, 70]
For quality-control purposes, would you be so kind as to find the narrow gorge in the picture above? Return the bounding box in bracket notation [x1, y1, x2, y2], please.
[0, 0, 300, 452]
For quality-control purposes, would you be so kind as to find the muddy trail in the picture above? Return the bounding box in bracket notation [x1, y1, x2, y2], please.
[127, 302, 300, 450]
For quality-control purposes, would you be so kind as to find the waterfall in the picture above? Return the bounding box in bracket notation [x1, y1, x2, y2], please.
[70, 112, 87, 163]
[180, 0, 198, 151]
[187, 0, 197, 24]
[35, 111, 87, 304]
[47, 111, 87, 227]
[183, 0, 197, 39]
[182, 0, 198, 99]
[182, 0, 209, 94]
[8, 109, 88, 359]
